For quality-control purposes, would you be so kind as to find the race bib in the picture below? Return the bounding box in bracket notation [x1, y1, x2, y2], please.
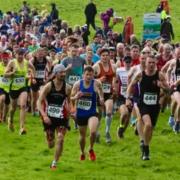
[121, 84, 127, 97]
[14, 77, 25, 86]
[102, 83, 111, 93]
[143, 93, 157, 105]
[68, 75, 81, 85]
[177, 75, 180, 81]
[35, 70, 45, 79]
[0, 77, 9, 85]
[47, 105, 64, 119]
[77, 99, 92, 110]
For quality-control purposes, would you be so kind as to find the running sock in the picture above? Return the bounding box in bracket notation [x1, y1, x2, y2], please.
[105, 115, 112, 133]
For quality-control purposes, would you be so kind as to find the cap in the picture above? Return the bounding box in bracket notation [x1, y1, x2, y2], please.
[53, 64, 66, 74]
[16, 48, 26, 55]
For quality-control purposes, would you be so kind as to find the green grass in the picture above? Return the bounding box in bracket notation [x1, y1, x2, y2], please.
[0, 1, 180, 179]
[0, 110, 180, 180]
[0, 0, 180, 41]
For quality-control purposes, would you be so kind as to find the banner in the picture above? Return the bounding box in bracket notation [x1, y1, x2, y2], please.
[143, 13, 161, 40]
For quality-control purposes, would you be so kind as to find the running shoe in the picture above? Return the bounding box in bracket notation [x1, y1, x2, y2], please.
[50, 161, 57, 170]
[80, 154, 85, 161]
[117, 127, 124, 139]
[89, 149, 96, 161]
[173, 122, 180, 134]
[19, 128, 27, 135]
[142, 145, 150, 160]
[105, 132, 111, 143]
[168, 116, 175, 128]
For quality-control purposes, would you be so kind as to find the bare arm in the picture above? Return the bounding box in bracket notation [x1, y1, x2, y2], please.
[126, 72, 142, 98]
[94, 80, 104, 102]
[158, 72, 171, 92]
[4, 61, 16, 78]
[37, 82, 51, 118]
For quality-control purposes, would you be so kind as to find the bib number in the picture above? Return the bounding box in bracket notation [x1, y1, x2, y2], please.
[77, 99, 92, 110]
[47, 105, 64, 118]
[102, 83, 111, 93]
[143, 93, 157, 105]
[0, 77, 9, 85]
[35, 70, 45, 79]
[68, 75, 80, 85]
[177, 75, 180, 81]
[14, 77, 25, 86]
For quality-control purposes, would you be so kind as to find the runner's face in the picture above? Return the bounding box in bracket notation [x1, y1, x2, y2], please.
[70, 47, 78, 56]
[146, 58, 156, 71]
[100, 52, 109, 63]
[131, 48, 139, 58]
[56, 71, 66, 81]
[84, 71, 94, 82]
[16, 53, 24, 61]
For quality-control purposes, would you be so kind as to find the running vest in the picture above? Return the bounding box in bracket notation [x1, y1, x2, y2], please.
[139, 71, 160, 106]
[33, 57, 47, 81]
[76, 80, 97, 118]
[98, 62, 114, 94]
[175, 59, 180, 91]
[116, 67, 129, 97]
[11, 59, 28, 90]
[0, 62, 11, 92]
[46, 81, 67, 120]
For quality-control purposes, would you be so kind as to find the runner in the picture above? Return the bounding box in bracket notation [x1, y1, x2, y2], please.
[31, 48, 51, 116]
[37, 64, 71, 169]
[93, 48, 116, 143]
[116, 56, 132, 138]
[0, 51, 11, 122]
[167, 47, 180, 133]
[126, 55, 170, 160]
[71, 66, 104, 160]
[4, 48, 35, 134]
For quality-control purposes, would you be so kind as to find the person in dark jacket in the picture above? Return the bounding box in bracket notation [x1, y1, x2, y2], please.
[50, 3, 59, 21]
[84, 0, 97, 31]
[160, 16, 174, 41]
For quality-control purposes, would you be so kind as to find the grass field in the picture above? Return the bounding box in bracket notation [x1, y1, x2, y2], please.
[0, 0, 180, 179]
[0, 110, 180, 180]
[0, 0, 180, 41]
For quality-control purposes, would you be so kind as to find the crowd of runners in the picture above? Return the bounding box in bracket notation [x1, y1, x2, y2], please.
[0, 1, 179, 170]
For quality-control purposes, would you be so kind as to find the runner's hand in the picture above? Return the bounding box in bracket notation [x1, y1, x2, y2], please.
[99, 98, 104, 106]
[99, 76, 106, 82]
[75, 91, 84, 100]
[126, 98, 133, 109]
[43, 116, 51, 125]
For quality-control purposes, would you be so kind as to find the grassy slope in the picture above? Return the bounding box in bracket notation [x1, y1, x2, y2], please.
[0, 110, 180, 180]
[0, 0, 180, 179]
[0, 0, 180, 41]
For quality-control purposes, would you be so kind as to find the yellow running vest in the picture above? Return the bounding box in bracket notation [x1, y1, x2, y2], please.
[0, 62, 11, 93]
[11, 59, 28, 90]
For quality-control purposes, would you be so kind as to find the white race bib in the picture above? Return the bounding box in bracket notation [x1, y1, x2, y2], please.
[77, 99, 92, 110]
[35, 70, 45, 79]
[68, 75, 81, 85]
[0, 77, 9, 85]
[47, 105, 64, 118]
[102, 83, 111, 93]
[14, 77, 25, 86]
[143, 93, 157, 105]
[177, 75, 180, 81]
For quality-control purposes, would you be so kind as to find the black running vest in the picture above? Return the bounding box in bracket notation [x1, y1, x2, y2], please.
[139, 71, 160, 107]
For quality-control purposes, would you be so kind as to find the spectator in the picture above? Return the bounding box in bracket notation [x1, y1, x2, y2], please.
[84, 0, 97, 31]
[122, 17, 134, 44]
[160, 16, 174, 41]
[50, 3, 59, 21]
